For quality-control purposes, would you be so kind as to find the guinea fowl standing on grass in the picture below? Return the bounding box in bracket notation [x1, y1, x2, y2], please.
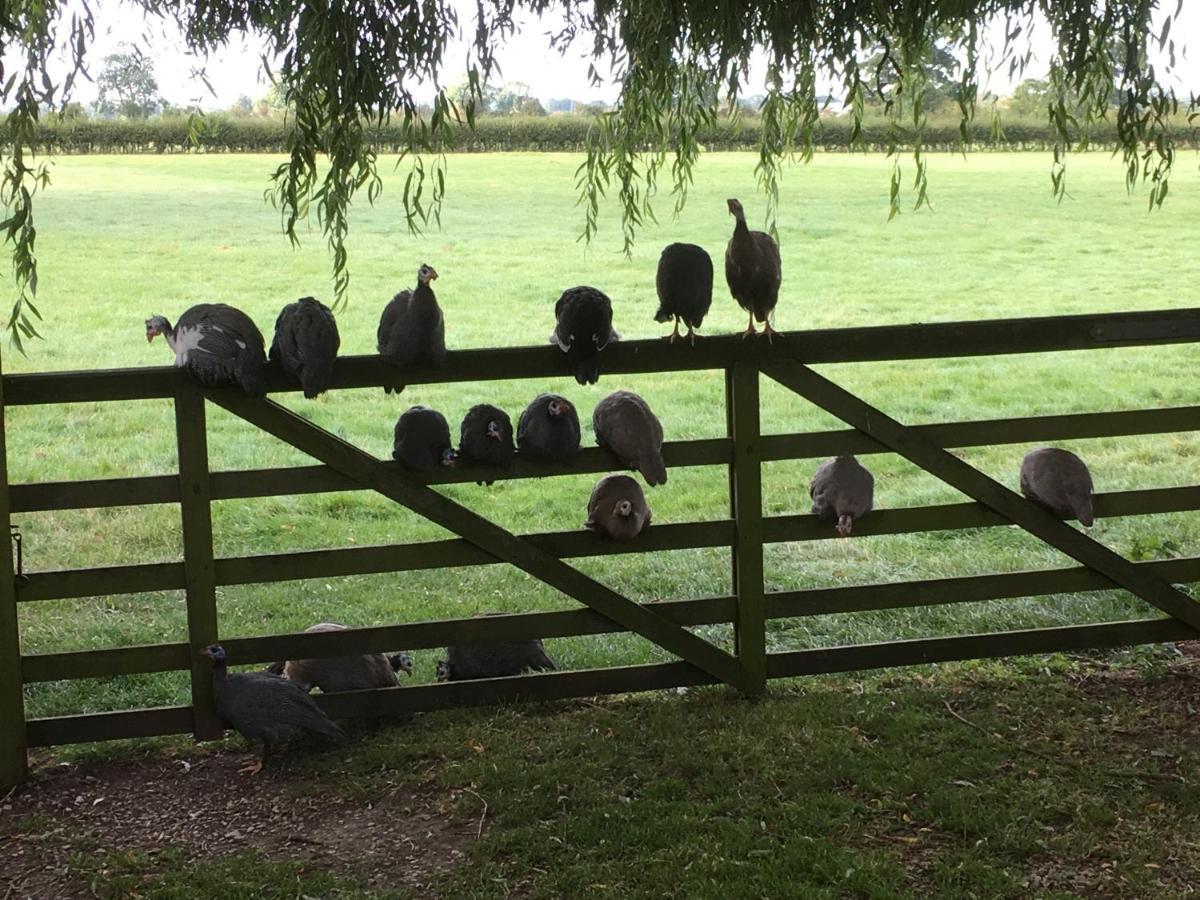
[458, 404, 515, 485]
[393, 406, 455, 472]
[586, 474, 652, 541]
[1020, 447, 1095, 526]
[269, 297, 340, 398]
[436, 616, 557, 681]
[201, 644, 346, 775]
[145, 303, 267, 396]
[724, 198, 782, 340]
[516, 394, 581, 464]
[265, 623, 413, 692]
[655, 242, 713, 344]
[592, 390, 668, 486]
[810, 455, 875, 537]
[377, 263, 445, 394]
[550, 285, 619, 385]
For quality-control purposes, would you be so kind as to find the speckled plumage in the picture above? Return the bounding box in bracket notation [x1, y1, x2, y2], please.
[725, 199, 782, 335]
[592, 390, 667, 486]
[377, 264, 446, 394]
[146, 303, 267, 396]
[1020, 447, 1095, 526]
[516, 394, 581, 464]
[550, 286, 618, 385]
[438, 617, 557, 681]
[810, 455, 874, 537]
[458, 404, 515, 484]
[655, 242, 713, 342]
[393, 406, 454, 472]
[586, 473, 652, 541]
[271, 623, 410, 693]
[270, 297, 340, 398]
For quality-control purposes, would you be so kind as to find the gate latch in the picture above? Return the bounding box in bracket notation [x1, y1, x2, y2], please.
[10, 523, 27, 586]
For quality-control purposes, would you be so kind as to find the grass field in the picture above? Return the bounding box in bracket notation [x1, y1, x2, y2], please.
[5, 150, 1200, 724]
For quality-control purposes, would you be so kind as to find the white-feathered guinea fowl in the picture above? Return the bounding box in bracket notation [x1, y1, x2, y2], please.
[517, 394, 581, 464]
[458, 404, 515, 485]
[377, 263, 446, 394]
[725, 198, 782, 340]
[146, 304, 267, 396]
[586, 473, 652, 541]
[592, 390, 667, 486]
[201, 644, 346, 775]
[810, 454, 875, 537]
[269, 297, 340, 399]
[393, 406, 455, 472]
[655, 242, 713, 344]
[266, 622, 412, 693]
[436, 617, 557, 681]
[1020, 447, 1095, 526]
[550, 285, 619, 385]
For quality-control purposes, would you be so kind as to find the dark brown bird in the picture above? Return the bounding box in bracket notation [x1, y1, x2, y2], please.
[267, 622, 413, 693]
[145, 304, 266, 396]
[393, 406, 455, 472]
[810, 455, 875, 537]
[724, 198, 782, 340]
[458, 404, 515, 484]
[550, 285, 618, 385]
[377, 263, 445, 394]
[269, 297, 340, 398]
[655, 242, 713, 344]
[586, 474, 652, 541]
[201, 644, 346, 775]
[437, 616, 557, 681]
[517, 394, 581, 464]
[592, 390, 667, 486]
[1020, 447, 1095, 526]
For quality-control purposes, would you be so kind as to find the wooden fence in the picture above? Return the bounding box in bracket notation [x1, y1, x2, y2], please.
[3, 306, 1200, 787]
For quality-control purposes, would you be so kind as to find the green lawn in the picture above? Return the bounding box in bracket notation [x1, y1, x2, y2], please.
[5, 151, 1200, 722]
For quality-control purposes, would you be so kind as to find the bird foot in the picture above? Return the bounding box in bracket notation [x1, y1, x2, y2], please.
[761, 323, 784, 343]
[740, 325, 758, 339]
[238, 758, 264, 776]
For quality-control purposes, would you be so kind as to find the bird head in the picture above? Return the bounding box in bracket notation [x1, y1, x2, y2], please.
[547, 398, 572, 418]
[613, 499, 633, 518]
[418, 263, 438, 284]
[440, 447, 457, 467]
[836, 514, 854, 538]
[726, 198, 743, 218]
[389, 653, 414, 677]
[200, 644, 226, 664]
[486, 420, 504, 441]
[145, 315, 172, 343]
[435, 659, 451, 682]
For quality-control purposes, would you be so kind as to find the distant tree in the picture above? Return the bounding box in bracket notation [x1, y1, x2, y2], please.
[1007, 78, 1052, 119]
[95, 47, 161, 119]
[546, 97, 575, 114]
[517, 97, 546, 116]
[580, 101, 608, 116]
[864, 38, 960, 111]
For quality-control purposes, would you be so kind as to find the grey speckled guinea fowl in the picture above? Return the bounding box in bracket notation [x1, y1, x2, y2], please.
[377, 263, 446, 395]
[592, 390, 667, 486]
[458, 404, 515, 484]
[1019, 447, 1095, 526]
[586, 473, 652, 541]
[517, 394, 581, 464]
[437, 615, 557, 681]
[146, 303, 267, 396]
[810, 454, 874, 537]
[725, 198, 782, 340]
[269, 622, 412, 693]
[270, 297, 340, 398]
[201, 644, 346, 775]
[393, 406, 455, 472]
[550, 285, 619, 385]
[655, 242, 713, 344]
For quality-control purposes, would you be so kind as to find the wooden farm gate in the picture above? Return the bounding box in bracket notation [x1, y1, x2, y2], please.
[3, 306, 1200, 787]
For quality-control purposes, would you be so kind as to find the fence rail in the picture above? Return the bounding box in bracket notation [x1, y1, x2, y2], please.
[3, 305, 1200, 786]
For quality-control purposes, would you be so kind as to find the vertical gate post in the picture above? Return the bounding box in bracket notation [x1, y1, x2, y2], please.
[0, 355, 28, 787]
[174, 386, 223, 740]
[726, 362, 766, 696]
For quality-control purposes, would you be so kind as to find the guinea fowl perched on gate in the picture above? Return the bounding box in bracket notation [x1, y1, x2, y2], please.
[377, 263, 446, 394]
[724, 198, 782, 340]
[550, 285, 619, 385]
[1019, 447, 1095, 526]
[270, 297, 340, 398]
[592, 390, 668, 486]
[201, 644, 346, 775]
[437, 616, 557, 681]
[586, 474, 652, 541]
[266, 622, 413, 692]
[810, 455, 875, 537]
[517, 394, 581, 464]
[458, 404, 515, 485]
[655, 242, 713, 344]
[146, 303, 267, 396]
[393, 406, 455, 472]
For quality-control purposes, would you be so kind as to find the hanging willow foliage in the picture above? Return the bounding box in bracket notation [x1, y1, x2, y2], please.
[0, 0, 1193, 348]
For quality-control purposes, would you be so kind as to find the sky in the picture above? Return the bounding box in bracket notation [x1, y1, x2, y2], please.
[29, 0, 1200, 111]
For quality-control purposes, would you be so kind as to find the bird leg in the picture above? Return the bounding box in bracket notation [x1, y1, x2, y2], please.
[239, 756, 264, 776]
[741, 310, 757, 339]
[761, 319, 784, 343]
[662, 317, 681, 343]
[686, 323, 701, 346]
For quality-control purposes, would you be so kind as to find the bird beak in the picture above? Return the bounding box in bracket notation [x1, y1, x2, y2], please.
[199, 647, 214, 658]
[146, 332, 156, 343]
[836, 515, 853, 538]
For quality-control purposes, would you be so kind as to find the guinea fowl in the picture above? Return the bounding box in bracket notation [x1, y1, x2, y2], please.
[377, 263, 446, 394]
[724, 198, 782, 340]
[655, 242, 713, 344]
[517, 393, 581, 464]
[266, 623, 413, 693]
[201, 644, 346, 775]
[436, 617, 557, 681]
[810, 455, 875, 537]
[1020, 447, 1095, 526]
[145, 303, 267, 396]
[592, 390, 667, 486]
[269, 297, 340, 398]
[586, 474, 652, 541]
[550, 285, 619, 385]
[393, 406, 455, 472]
[458, 404, 515, 485]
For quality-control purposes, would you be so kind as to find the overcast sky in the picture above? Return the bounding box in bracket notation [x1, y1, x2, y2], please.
[38, 0, 1200, 110]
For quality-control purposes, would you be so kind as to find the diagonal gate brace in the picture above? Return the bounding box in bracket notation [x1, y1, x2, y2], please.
[206, 393, 748, 690]
[763, 361, 1200, 634]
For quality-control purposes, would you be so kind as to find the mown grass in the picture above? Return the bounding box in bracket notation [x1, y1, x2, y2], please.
[5, 151, 1200, 720]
